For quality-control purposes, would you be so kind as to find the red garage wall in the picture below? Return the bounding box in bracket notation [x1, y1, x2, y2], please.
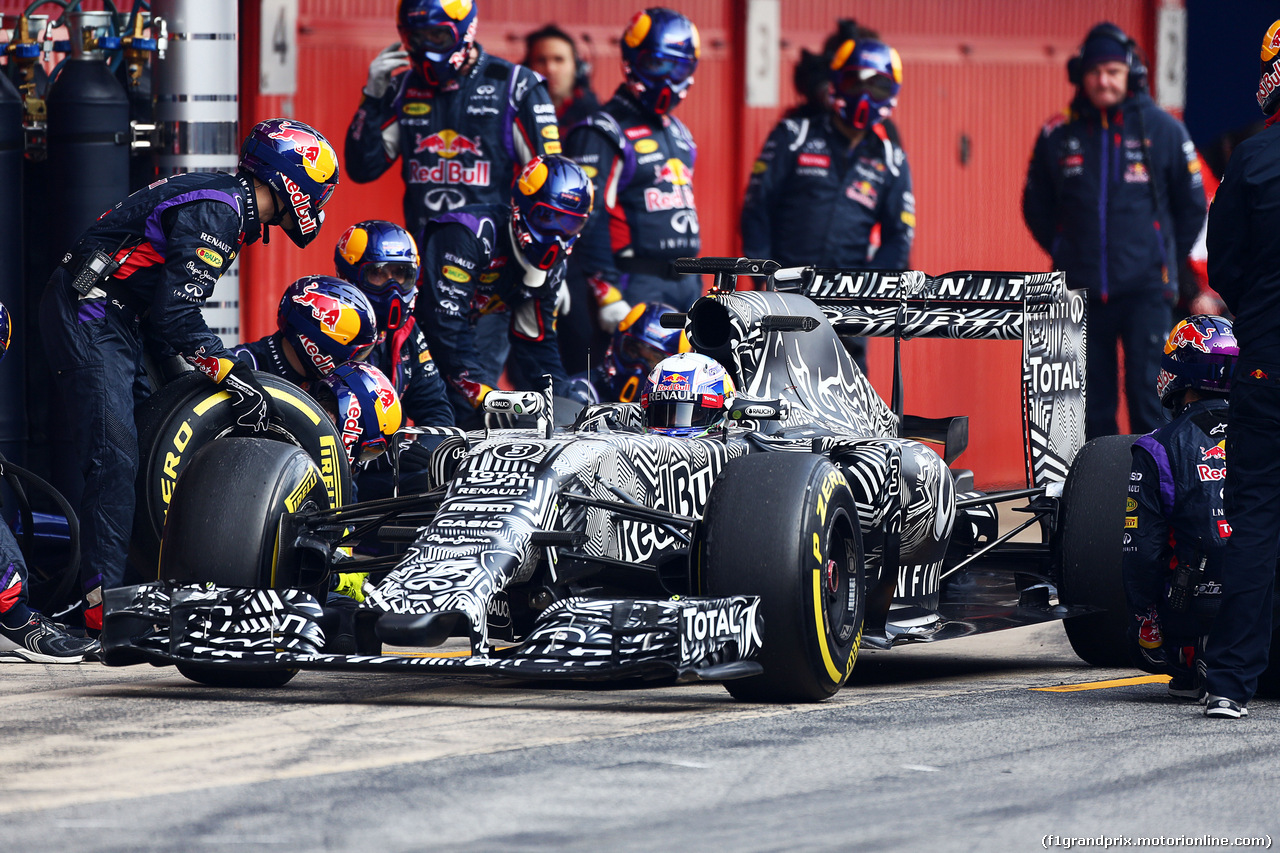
[2, 0, 1157, 486]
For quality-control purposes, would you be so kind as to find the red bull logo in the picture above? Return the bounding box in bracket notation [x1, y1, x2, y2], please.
[1202, 441, 1227, 461]
[376, 386, 397, 410]
[414, 129, 483, 158]
[281, 177, 319, 237]
[656, 159, 691, 186]
[293, 283, 345, 333]
[654, 371, 692, 394]
[269, 121, 323, 166]
[1166, 321, 1213, 354]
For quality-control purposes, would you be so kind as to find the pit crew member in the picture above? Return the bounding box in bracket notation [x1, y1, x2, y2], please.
[231, 275, 379, 391]
[0, 300, 101, 662]
[565, 301, 686, 405]
[416, 154, 593, 428]
[1122, 315, 1237, 701]
[564, 7, 704, 311]
[741, 35, 914, 371]
[39, 117, 339, 630]
[1201, 18, 1280, 720]
[1022, 23, 1206, 440]
[345, 0, 559, 236]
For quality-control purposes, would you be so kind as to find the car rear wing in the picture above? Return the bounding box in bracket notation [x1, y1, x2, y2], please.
[771, 265, 1087, 487]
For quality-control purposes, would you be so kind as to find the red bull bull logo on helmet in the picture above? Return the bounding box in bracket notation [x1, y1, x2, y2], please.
[294, 283, 345, 333]
[267, 120, 337, 184]
[376, 385, 397, 410]
[1165, 320, 1213, 354]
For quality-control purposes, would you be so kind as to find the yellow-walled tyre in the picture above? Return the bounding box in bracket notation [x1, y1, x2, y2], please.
[130, 371, 351, 579]
[699, 452, 865, 702]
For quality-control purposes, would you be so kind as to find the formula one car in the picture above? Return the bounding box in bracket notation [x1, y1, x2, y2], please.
[103, 257, 1104, 702]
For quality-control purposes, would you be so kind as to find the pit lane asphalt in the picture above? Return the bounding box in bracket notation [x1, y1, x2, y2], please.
[4, 622, 1277, 852]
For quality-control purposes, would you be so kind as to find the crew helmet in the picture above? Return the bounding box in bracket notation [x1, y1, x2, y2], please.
[640, 352, 734, 438]
[398, 0, 478, 88]
[1156, 315, 1238, 409]
[603, 302, 687, 403]
[621, 7, 699, 116]
[319, 362, 404, 464]
[829, 38, 902, 130]
[511, 154, 594, 275]
[335, 220, 421, 332]
[238, 118, 339, 248]
[277, 275, 379, 378]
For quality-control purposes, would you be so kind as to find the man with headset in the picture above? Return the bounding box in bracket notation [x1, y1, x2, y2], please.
[1023, 22, 1205, 439]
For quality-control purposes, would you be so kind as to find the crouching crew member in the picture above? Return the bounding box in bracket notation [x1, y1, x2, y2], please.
[1123, 315, 1237, 700]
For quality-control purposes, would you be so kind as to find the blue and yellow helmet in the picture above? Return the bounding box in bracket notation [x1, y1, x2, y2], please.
[335, 220, 421, 332]
[621, 7, 700, 115]
[239, 118, 339, 248]
[277, 275, 379, 378]
[829, 38, 902, 130]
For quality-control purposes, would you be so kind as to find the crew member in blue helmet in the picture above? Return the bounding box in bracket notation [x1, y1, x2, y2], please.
[416, 154, 593, 428]
[565, 301, 686, 404]
[39, 117, 339, 631]
[1123, 315, 1237, 703]
[564, 8, 704, 312]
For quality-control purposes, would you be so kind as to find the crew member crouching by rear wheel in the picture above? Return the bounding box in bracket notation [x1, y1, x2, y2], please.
[1122, 315, 1238, 700]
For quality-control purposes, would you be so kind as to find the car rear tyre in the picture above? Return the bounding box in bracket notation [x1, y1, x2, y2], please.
[161, 438, 330, 689]
[131, 371, 352, 580]
[699, 452, 865, 702]
[1058, 434, 1137, 666]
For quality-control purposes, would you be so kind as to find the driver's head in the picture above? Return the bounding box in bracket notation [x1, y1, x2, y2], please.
[640, 352, 733, 438]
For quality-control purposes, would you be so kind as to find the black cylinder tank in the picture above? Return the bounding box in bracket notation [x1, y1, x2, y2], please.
[0, 72, 26, 464]
[45, 58, 130, 260]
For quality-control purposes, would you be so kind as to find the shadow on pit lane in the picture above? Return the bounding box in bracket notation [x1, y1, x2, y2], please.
[75, 669, 746, 713]
[848, 648, 1094, 687]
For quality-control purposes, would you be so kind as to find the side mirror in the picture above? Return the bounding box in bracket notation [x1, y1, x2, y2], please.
[727, 396, 789, 422]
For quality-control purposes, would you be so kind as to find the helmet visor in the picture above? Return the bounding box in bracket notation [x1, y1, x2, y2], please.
[360, 262, 418, 295]
[635, 51, 696, 84]
[405, 24, 460, 56]
[350, 341, 377, 363]
[836, 69, 897, 103]
[620, 336, 671, 371]
[526, 201, 589, 239]
[645, 399, 723, 430]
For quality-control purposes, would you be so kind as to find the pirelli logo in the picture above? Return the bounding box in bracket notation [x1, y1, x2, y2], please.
[319, 435, 342, 507]
[285, 466, 319, 513]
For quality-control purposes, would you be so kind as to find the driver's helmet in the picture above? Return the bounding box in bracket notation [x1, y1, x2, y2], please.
[238, 118, 339, 248]
[640, 352, 733, 437]
[334, 220, 421, 332]
[828, 38, 902, 130]
[603, 302, 687, 403]
[1157, 314, 1238, 408]
[621, 7, 699, 116]
[318, 362, 404, 464]
[0, 300, 10, 364]
[511, 154, 594, 274]
[397, 0, 477, 88]
[277, 275, 379, 378]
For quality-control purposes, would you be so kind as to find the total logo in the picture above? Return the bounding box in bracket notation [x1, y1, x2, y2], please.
[414, 129, 483, 158]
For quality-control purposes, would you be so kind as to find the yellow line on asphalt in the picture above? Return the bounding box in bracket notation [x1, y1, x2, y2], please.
[1030, 675, 1170, 692]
